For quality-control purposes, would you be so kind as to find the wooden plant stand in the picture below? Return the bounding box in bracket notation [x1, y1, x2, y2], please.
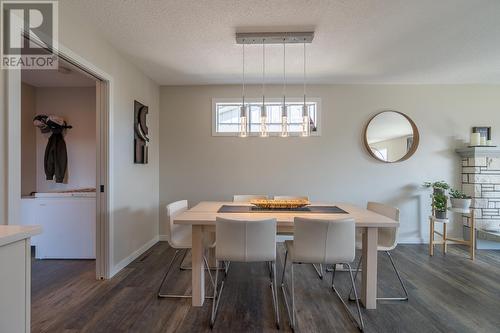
[429, 207, 476, 260]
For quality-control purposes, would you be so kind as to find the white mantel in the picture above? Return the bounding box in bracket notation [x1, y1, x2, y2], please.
[0, 225, 42, 333]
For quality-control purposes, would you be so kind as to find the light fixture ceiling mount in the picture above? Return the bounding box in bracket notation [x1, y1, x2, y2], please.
[236, 32, 314, 44]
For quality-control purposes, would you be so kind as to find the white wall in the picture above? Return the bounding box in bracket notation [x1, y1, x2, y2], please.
[21, 83, 37, 196]
[159, 85, 500, 242]
[34, 87, 96, 192]
[0, 3, 160, 276]
[57, 4, 160, 275]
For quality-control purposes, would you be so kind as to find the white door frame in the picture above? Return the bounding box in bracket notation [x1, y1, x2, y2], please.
[6, 41, 113, 279]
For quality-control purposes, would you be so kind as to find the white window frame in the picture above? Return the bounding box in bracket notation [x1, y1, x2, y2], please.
[212, 97, 322, 137]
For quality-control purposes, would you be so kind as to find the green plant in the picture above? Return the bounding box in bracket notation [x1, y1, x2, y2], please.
[449, 189, 471, 199]
[433, 193, 447, 212]
[423, 181, 450, 191]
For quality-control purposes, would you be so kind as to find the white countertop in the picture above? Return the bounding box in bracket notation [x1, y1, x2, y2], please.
[0, 225, 42, 247]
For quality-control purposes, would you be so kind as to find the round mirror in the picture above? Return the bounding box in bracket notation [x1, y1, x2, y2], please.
[363, 111, 419, 163]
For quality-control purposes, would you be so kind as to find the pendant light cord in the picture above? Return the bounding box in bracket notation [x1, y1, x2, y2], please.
[303, 39, 306, 106]
[262, 39, 265, 106]
[242, 41, 245, 106]
[283, 38, 286, 103]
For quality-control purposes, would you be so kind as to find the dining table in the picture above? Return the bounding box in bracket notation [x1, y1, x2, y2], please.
[173, 201, 399, 310]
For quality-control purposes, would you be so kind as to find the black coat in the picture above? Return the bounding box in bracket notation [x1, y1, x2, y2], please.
[44, 133, 67, 183]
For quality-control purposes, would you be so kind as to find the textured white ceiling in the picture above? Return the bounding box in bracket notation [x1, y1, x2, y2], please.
[64, 0, 500, 85]
[21, 59, 97, 87]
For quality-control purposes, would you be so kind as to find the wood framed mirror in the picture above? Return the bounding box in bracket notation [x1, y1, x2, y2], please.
[363, 110, 419, 163]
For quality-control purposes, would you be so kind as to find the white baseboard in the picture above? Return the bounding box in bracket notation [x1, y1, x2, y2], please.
[110, 235, 159, 278]
[397, 238, 425, 244]
[158, 234, 168, 241]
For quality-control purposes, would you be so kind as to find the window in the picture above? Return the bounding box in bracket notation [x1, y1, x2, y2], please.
[212, 98, 321, 136]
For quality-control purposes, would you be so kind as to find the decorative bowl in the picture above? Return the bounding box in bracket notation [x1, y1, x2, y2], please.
[250, 199, 310, 209]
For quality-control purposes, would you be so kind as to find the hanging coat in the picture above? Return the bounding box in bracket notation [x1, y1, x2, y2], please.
[44, 132, 67, 183]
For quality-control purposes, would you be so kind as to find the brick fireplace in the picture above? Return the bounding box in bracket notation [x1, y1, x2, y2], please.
[457, 147, 500, 249]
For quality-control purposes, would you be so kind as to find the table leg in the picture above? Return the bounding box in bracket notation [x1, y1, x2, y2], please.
[361, 227, 378, 309]
[192, 225, 205, 306]
[429, 218, 434, 256]
[470, 213, 475, 260]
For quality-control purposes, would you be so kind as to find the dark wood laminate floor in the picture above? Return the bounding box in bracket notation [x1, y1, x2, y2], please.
[31, 243, 500, 333]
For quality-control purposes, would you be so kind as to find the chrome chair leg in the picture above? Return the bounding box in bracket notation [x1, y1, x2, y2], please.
[312, 263, 323, 279]
[210, 260, 225, 328]
[349, 251, 409, 302]
[158, 248, 214, 299]
[211, 260, 278, 330]
[348, 255, 363, 301]
[331, 264, 364, 332]
[179, 248, 190, 270]
[270, 262, 280, 329]
[281, 250, 296, 330]
[379, 251, 409, 301]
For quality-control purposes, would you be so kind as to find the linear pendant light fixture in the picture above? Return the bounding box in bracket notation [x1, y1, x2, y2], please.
[236, 32, 314, 137]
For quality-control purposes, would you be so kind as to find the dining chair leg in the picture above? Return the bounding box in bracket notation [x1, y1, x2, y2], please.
[349, 251, 409, 302]
[331, 263, 364, 332]
[157, 249, 181, 297]
[158, 249, 214, 299]
[291, 263, 296, 329]
[271, 262, 280, 329]
[210, 260, 225, 329]
[179, 248, 190, 270]
[312, 263, 323, 279]
[377, 251, 409, 301]
[348, 255, 363, 301]
[347, 264, 365, 331]
[280, 250, 296, 330]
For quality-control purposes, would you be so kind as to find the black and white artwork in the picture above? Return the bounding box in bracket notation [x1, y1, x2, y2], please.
[134, 100, 149, 164]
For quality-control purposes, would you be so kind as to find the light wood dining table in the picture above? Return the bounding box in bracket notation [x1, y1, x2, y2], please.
[173, 201, 399, 310]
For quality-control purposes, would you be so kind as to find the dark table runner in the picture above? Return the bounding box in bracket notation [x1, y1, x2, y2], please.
[217, 205, 348, 214]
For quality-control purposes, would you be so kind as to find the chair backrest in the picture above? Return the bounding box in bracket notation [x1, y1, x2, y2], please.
[233, 194, 268, 202]
[367, 202, 400, 249]
[216, 217, 276, 262]
[293, 217, 355, 264]
[165, 200, 188, 246]
[273, 195, 309, 201]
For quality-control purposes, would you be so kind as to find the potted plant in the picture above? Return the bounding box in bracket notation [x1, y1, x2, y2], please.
[433, 193, 448, 219]
[423, 181, 450, 195]
[449, 189, 472, 210]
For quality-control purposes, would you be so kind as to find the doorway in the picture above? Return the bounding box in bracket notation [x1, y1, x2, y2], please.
[6, 43, 111, 279]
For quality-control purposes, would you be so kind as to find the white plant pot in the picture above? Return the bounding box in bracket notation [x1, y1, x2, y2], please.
[450, 198, 472, 209]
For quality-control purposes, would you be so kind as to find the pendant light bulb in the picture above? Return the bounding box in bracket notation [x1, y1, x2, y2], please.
[301, 40, 310, 137]
[239, 41, 248, 137]
[281, 39, 288, 138]
[260, 39, 268, 137]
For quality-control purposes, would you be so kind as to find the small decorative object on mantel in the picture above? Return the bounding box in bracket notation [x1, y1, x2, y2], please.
[134, 100, 149, 164]
[470, 126, 494, 147]
[449, 189, 472, 210]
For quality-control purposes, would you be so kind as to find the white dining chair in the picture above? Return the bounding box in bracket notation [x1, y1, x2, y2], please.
[210, 217, 279, 329]
[233, 194, 268, 202]
[273, 195, 309, 201]
[349, 202, 408, 302]
[157, 200, 215, 299]
[281, 217, 364, 331]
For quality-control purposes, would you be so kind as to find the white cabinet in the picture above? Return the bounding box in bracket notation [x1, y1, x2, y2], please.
[0, 226, 41, 333]
[21, 197, 96, 259]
